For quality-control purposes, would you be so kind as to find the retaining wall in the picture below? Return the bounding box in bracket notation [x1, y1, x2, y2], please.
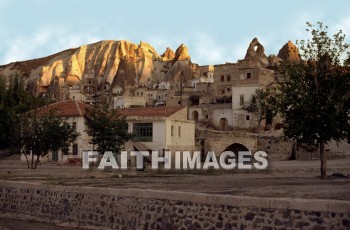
[0, 181, 349, 229]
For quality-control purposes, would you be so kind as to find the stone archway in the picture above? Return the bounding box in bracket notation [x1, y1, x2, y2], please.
[224, 143, 249, 153]
[223, 143, 250, 162]
[219, 118, 228, 131]
[192, 111, 199, 121]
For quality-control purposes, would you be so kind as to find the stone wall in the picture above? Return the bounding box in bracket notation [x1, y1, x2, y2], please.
[196, 129, 258, 154]
[1, 181, 349, 229]
[296, 143, 348, 160]
[257, 136, 292, 160]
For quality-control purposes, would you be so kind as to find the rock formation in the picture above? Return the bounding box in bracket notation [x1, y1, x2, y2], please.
[277, 41, 300, 62]
[161, 47, 175, 61]
[244, 38, 269, 66]
[0, 38, 302, 99]
[0, 40, 195, 96]
[172, 44, 191, 64]
[267, 54, 282, 67]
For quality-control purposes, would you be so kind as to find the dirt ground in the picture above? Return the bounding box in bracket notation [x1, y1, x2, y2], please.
[1, 158, 350, 201]
[0, 216, 80, 230]
[0, 158, 349, 229]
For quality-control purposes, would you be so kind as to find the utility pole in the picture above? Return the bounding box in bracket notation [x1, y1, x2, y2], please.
[179, 71, 184, 106]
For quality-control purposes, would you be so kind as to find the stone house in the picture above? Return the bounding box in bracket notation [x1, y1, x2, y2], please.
[153, 81, 171, 90]
[114, 96, 146, 109]
[189, 104, 233, 131]
[134, 87, 149, 98]
[67, 86, 85, 101]
[134, 87, 174, 106]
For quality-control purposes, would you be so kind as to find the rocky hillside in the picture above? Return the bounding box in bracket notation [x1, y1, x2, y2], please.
[0, 39, 300, 97]
[0, 40, 195, 95]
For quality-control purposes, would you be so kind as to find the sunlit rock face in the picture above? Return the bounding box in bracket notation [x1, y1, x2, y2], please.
[277, 40, 301, 63]
[161, 47, 175, 61]
[36, 40, 159, 87]
[172, 44, 191, 64]
[0, 40, 195, 95]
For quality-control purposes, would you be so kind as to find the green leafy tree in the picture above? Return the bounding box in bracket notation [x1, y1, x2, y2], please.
[85, 105, 132, 155]
[0, 73, 53, 152]
[242, 88, 278, 131]
[277, 22, 350, 179]
[19, 112, 79, 169]
[0, 109, 17, 150]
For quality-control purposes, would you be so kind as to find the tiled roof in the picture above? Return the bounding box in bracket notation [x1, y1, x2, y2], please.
[118, 106, 185, 118]
[27, 100, 91, 117]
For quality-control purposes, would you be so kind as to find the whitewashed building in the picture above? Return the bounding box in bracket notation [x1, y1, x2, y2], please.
[231, 84, 261, 129]
[119, 106, 195, 156]
[20, 100, 93, 164]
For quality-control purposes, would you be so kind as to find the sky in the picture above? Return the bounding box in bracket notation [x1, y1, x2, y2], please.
[0, 0, 349, 65]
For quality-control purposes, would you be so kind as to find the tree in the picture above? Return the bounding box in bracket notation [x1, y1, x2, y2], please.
[19, 112, 79, 169]
[0, 73, 53, 152]
[277, 22, 350, 179]
[85, 105, 132, 155]
[0, 109, 17, 150]
[242, 88, 278, 131]
[0, 76, 6, 107]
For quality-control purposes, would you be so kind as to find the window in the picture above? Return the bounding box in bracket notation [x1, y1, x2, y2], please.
[72, 96, 75, 100]
[227, 75, 231, 81]
[246, 115, 250, 120]
[73, 143, 78, 155]
[192, 111, 199, 121]
[133, 123, 153, 142]
[72, 122, 77, 131]
[160, 149, 168, 157]
[240, 95, 244, 105]
[137, 92, 139, 96]
[227, 88, 230, 92]
[220, 75, 224, 82]
[141, 92, 143, 96]
[221, 89, 225, 94]
[62, 147, 69, 155]
[247, 73, 251, 79]
[171, 125, 174, 136]
[178, 126, 181, 137]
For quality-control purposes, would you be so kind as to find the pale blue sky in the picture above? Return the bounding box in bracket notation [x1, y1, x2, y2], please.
[0, 0, 349, 65]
